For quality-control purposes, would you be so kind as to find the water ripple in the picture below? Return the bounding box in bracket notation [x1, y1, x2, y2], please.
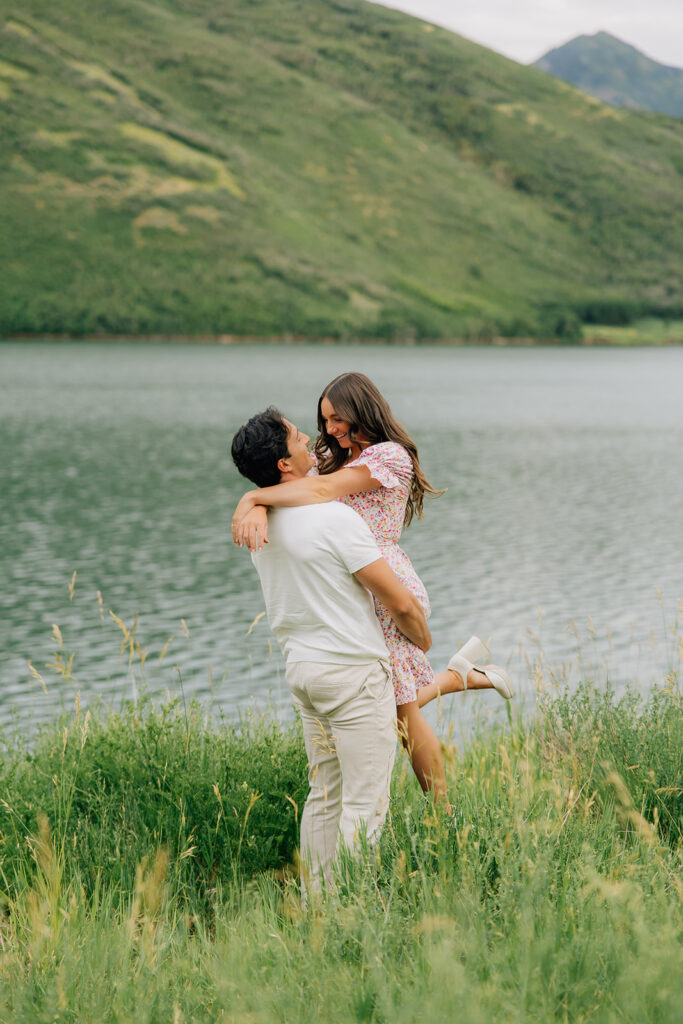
[1, 342, 681, 733]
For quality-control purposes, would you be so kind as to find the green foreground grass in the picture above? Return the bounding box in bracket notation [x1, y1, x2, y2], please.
[1, 682, 681, 1023]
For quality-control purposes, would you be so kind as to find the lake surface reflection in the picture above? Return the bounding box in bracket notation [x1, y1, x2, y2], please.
[1, 342, 681, 737]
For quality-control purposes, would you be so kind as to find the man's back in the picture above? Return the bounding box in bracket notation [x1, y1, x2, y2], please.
[230, 407, 408, 896]
[252, 502, 388, 666]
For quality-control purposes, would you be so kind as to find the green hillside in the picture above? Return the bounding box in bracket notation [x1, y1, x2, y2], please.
[535, 32, 683, 119]
[2, 1, 682, 339]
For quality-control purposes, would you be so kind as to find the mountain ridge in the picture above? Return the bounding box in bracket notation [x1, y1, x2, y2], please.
[534, 31, 683, 118]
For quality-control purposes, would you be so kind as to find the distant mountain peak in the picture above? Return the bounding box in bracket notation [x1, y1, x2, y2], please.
[534, 32, 683, 117]
[591, 30, 636, 47]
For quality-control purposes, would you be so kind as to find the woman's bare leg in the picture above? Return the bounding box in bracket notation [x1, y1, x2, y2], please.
[396, 700, 449, 805]
[417, 668, 494, 709]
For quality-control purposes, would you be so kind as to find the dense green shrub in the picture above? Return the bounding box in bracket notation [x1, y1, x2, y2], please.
[0, 699, 308, 900]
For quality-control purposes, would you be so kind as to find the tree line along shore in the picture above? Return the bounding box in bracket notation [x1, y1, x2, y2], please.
[4, 317, 683, 346]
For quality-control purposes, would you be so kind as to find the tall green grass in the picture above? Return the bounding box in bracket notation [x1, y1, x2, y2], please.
[1, 678, 680, 1021]
[0, 699, 309, 902]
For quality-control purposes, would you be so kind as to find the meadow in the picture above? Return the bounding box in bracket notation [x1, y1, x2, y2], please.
[0, 675, 680, 1022]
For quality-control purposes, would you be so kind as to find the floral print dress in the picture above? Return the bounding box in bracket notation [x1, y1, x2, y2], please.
[339, 442, 433, 705]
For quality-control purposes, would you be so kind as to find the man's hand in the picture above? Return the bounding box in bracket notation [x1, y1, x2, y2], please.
[353, 558, 431, 652]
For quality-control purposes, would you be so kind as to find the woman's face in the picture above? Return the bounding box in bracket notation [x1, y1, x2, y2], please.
[320, 396, 369, 450]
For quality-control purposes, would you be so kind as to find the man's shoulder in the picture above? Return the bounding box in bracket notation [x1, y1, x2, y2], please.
[273, 502, 363, 526]
[269, 502, 372, 547]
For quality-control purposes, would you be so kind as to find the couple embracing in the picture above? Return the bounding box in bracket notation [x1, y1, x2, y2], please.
[231, 372, 513, 896]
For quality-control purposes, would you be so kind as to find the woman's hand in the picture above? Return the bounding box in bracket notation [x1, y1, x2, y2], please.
[233, 504, 269, 551]
[232, 493, 256, 542]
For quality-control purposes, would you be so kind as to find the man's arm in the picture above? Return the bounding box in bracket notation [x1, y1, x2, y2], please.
[353, 558, 431, 653]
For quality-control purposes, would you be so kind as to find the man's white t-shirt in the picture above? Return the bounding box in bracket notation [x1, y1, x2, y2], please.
[252, 502, 389, 666]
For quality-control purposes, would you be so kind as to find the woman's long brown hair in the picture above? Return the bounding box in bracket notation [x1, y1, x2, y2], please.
[314, 372, 443, 527]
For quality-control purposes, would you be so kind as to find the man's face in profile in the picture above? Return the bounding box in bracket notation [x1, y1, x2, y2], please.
[283, 420, 315, 479]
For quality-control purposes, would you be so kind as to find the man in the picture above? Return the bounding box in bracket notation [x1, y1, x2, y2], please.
[231, 407, 431, 895]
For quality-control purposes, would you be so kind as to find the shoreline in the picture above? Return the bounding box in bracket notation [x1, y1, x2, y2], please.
[2, 332, 683, 347]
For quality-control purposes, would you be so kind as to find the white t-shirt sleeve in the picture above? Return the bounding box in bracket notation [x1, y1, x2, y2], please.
[328, 504, 382, 575]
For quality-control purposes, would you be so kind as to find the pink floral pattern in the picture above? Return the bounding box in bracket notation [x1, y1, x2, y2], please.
[340, 442, 433, 705]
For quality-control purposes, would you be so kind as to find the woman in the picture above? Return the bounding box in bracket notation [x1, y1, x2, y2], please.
[232, 372, 513, 803]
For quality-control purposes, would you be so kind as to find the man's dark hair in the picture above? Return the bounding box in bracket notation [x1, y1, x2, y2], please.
[231, 406, 290, 487]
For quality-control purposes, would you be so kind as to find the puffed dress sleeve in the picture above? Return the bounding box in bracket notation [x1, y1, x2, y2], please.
[345, 442, 411, 489]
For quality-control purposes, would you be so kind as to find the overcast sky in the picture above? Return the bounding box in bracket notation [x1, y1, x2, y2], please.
[370, 1, 683, 68]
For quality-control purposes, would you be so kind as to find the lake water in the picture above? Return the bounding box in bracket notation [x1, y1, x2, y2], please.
[1, 341, 681, 739]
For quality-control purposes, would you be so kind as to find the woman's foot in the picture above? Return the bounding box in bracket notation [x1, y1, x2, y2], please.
[476, 664, 514, 699]
[447, 635, 488, 677]
[447, 635, 487, 686]
[447, 637, 515, 700]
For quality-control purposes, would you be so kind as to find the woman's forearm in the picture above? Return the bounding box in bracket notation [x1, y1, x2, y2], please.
[247, 476, 332, 508]
[232, 479, 328, 533]
[247, 466, 375, 509]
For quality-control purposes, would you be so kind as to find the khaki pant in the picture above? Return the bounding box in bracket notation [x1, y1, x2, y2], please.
[286, 660, 396, 896]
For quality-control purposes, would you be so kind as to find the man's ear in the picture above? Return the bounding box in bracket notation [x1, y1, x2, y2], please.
[277, 456, 291, 476]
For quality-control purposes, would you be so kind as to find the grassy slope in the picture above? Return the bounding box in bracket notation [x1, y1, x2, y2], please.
[1, 0, 682, 338]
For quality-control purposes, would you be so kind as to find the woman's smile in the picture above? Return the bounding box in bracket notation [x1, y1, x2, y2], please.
[320, 396, 369, 452]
